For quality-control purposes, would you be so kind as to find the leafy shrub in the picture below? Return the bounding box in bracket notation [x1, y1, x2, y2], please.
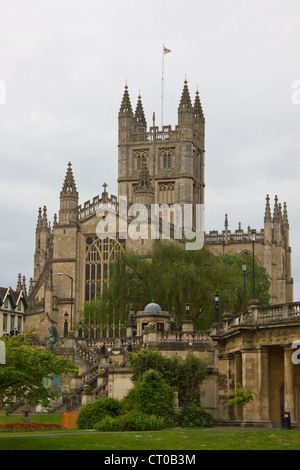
[78, 397, 122, 429]
[94, 410, 167, 432]
[177, 403, 213, 428]
[122, 369, 175, 420]
[94, 415, 120, 432]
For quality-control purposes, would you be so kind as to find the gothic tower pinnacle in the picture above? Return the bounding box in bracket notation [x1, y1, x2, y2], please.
[178, 79, 196, 141]
[118, 84, 134, 144]
[59, 162, 79, 224]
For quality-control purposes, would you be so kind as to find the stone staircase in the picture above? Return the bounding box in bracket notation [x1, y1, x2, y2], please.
[51, 340, 110, 413]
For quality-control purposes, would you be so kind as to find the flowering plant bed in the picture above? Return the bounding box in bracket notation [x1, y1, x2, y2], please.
[0, 423, 62, 432]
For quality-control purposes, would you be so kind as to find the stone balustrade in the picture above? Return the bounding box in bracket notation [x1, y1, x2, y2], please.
[84, 336, 142, 350]
[205, 229, 265, 244]
[75, 340, 100, 364]
[215, 301, 300, 335]
[160, 330, 211, 343]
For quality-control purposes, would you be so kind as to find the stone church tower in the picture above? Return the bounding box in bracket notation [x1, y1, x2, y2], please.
[118, 80, 205, 227]
[25, 80, 293, 342]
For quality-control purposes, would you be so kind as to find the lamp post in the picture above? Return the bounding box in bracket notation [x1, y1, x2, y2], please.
[58, 273, 73, 330]
[64, 312, 68, 338]
[130, 305, 134, 325]
[214, 292, 220, 323]
[250, 231, 256, 299]
[242, 261, 247, 311]
[170, 314, 175, 331]
[185, 302, 190, 320]
[127, 337, 132, 352]
[78, 320, 82, 338]
[90, 320, 94, 339]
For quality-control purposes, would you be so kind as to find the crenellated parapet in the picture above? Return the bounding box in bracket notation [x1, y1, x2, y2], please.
[77, 187, 118, 222]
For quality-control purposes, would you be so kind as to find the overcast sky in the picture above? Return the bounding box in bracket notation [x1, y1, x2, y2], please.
[0, 0, 300, 301]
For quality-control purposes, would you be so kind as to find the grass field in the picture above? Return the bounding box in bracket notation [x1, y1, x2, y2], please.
[1, 427, 300, 450]
[0, 415, 300, 450]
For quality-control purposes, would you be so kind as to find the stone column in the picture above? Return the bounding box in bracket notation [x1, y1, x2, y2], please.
[241, 346, 272, 426]
[284, 346, 295, 423]
[181, 320, 193, 332]
[227, 354, 235, 421]
[235, 352, 242, 422]
[242, 348, 260, 424]
[259, 347, 271, 423]
[217, 353, 232, 421]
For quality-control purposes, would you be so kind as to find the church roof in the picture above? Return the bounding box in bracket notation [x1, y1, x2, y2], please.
[0, 287, 27, 310]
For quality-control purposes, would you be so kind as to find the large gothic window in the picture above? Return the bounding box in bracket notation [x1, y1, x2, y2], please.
[85, 236, 123, 301]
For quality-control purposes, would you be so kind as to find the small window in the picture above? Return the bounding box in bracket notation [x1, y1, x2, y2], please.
[3, 314, 7, 332]
[162, 150, 173, 170]
[157, 322, 164, 331]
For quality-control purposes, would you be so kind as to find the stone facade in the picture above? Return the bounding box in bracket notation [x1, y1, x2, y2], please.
[206, 196, 293, 305]
[25, 80, 293, 342]
[211, 301, 300, 426]
[118, 81, 205, 217]
[21, 80, 299, 426]
[47, 300, 300, 427]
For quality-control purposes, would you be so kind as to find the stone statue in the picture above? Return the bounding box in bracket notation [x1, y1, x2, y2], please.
[46, 326, 59, 352]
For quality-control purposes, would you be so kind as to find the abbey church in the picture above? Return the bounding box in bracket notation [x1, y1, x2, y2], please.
[10, 79, 300, 428]
[24, 80, 293, 341]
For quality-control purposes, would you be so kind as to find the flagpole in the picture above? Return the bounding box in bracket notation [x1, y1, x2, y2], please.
[161, 45, 171, 129]
[161, 44, 164, 129]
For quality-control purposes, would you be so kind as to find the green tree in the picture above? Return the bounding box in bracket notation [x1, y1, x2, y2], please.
[127, 349, 176, 386]
[81, 242, 270, 331]
[78, 397, 122, 429]
[0, 332, 78, 413]
[175, 351, 208, 405]
[226, 383, 255, 430]
[122, 369, 175, 419]
[127, 349, 208, 406]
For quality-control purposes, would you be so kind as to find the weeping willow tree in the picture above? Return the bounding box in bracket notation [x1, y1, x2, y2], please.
[81, 241, 270, 334]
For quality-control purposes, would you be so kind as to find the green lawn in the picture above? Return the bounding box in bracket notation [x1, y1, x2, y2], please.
[0, 428, 300, 450]
[0, 414, 300, 450]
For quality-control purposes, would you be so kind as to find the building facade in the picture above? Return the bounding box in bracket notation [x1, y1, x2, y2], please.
[206, 194, 293, 305]
[25, 80, 293, 342]
[0, 282, 27, 337]
[50, 299, 300, 428]
[17, 79, 300, 427]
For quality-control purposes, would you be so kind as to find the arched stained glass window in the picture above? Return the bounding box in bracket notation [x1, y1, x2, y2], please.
[84, 237, 123, 301]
